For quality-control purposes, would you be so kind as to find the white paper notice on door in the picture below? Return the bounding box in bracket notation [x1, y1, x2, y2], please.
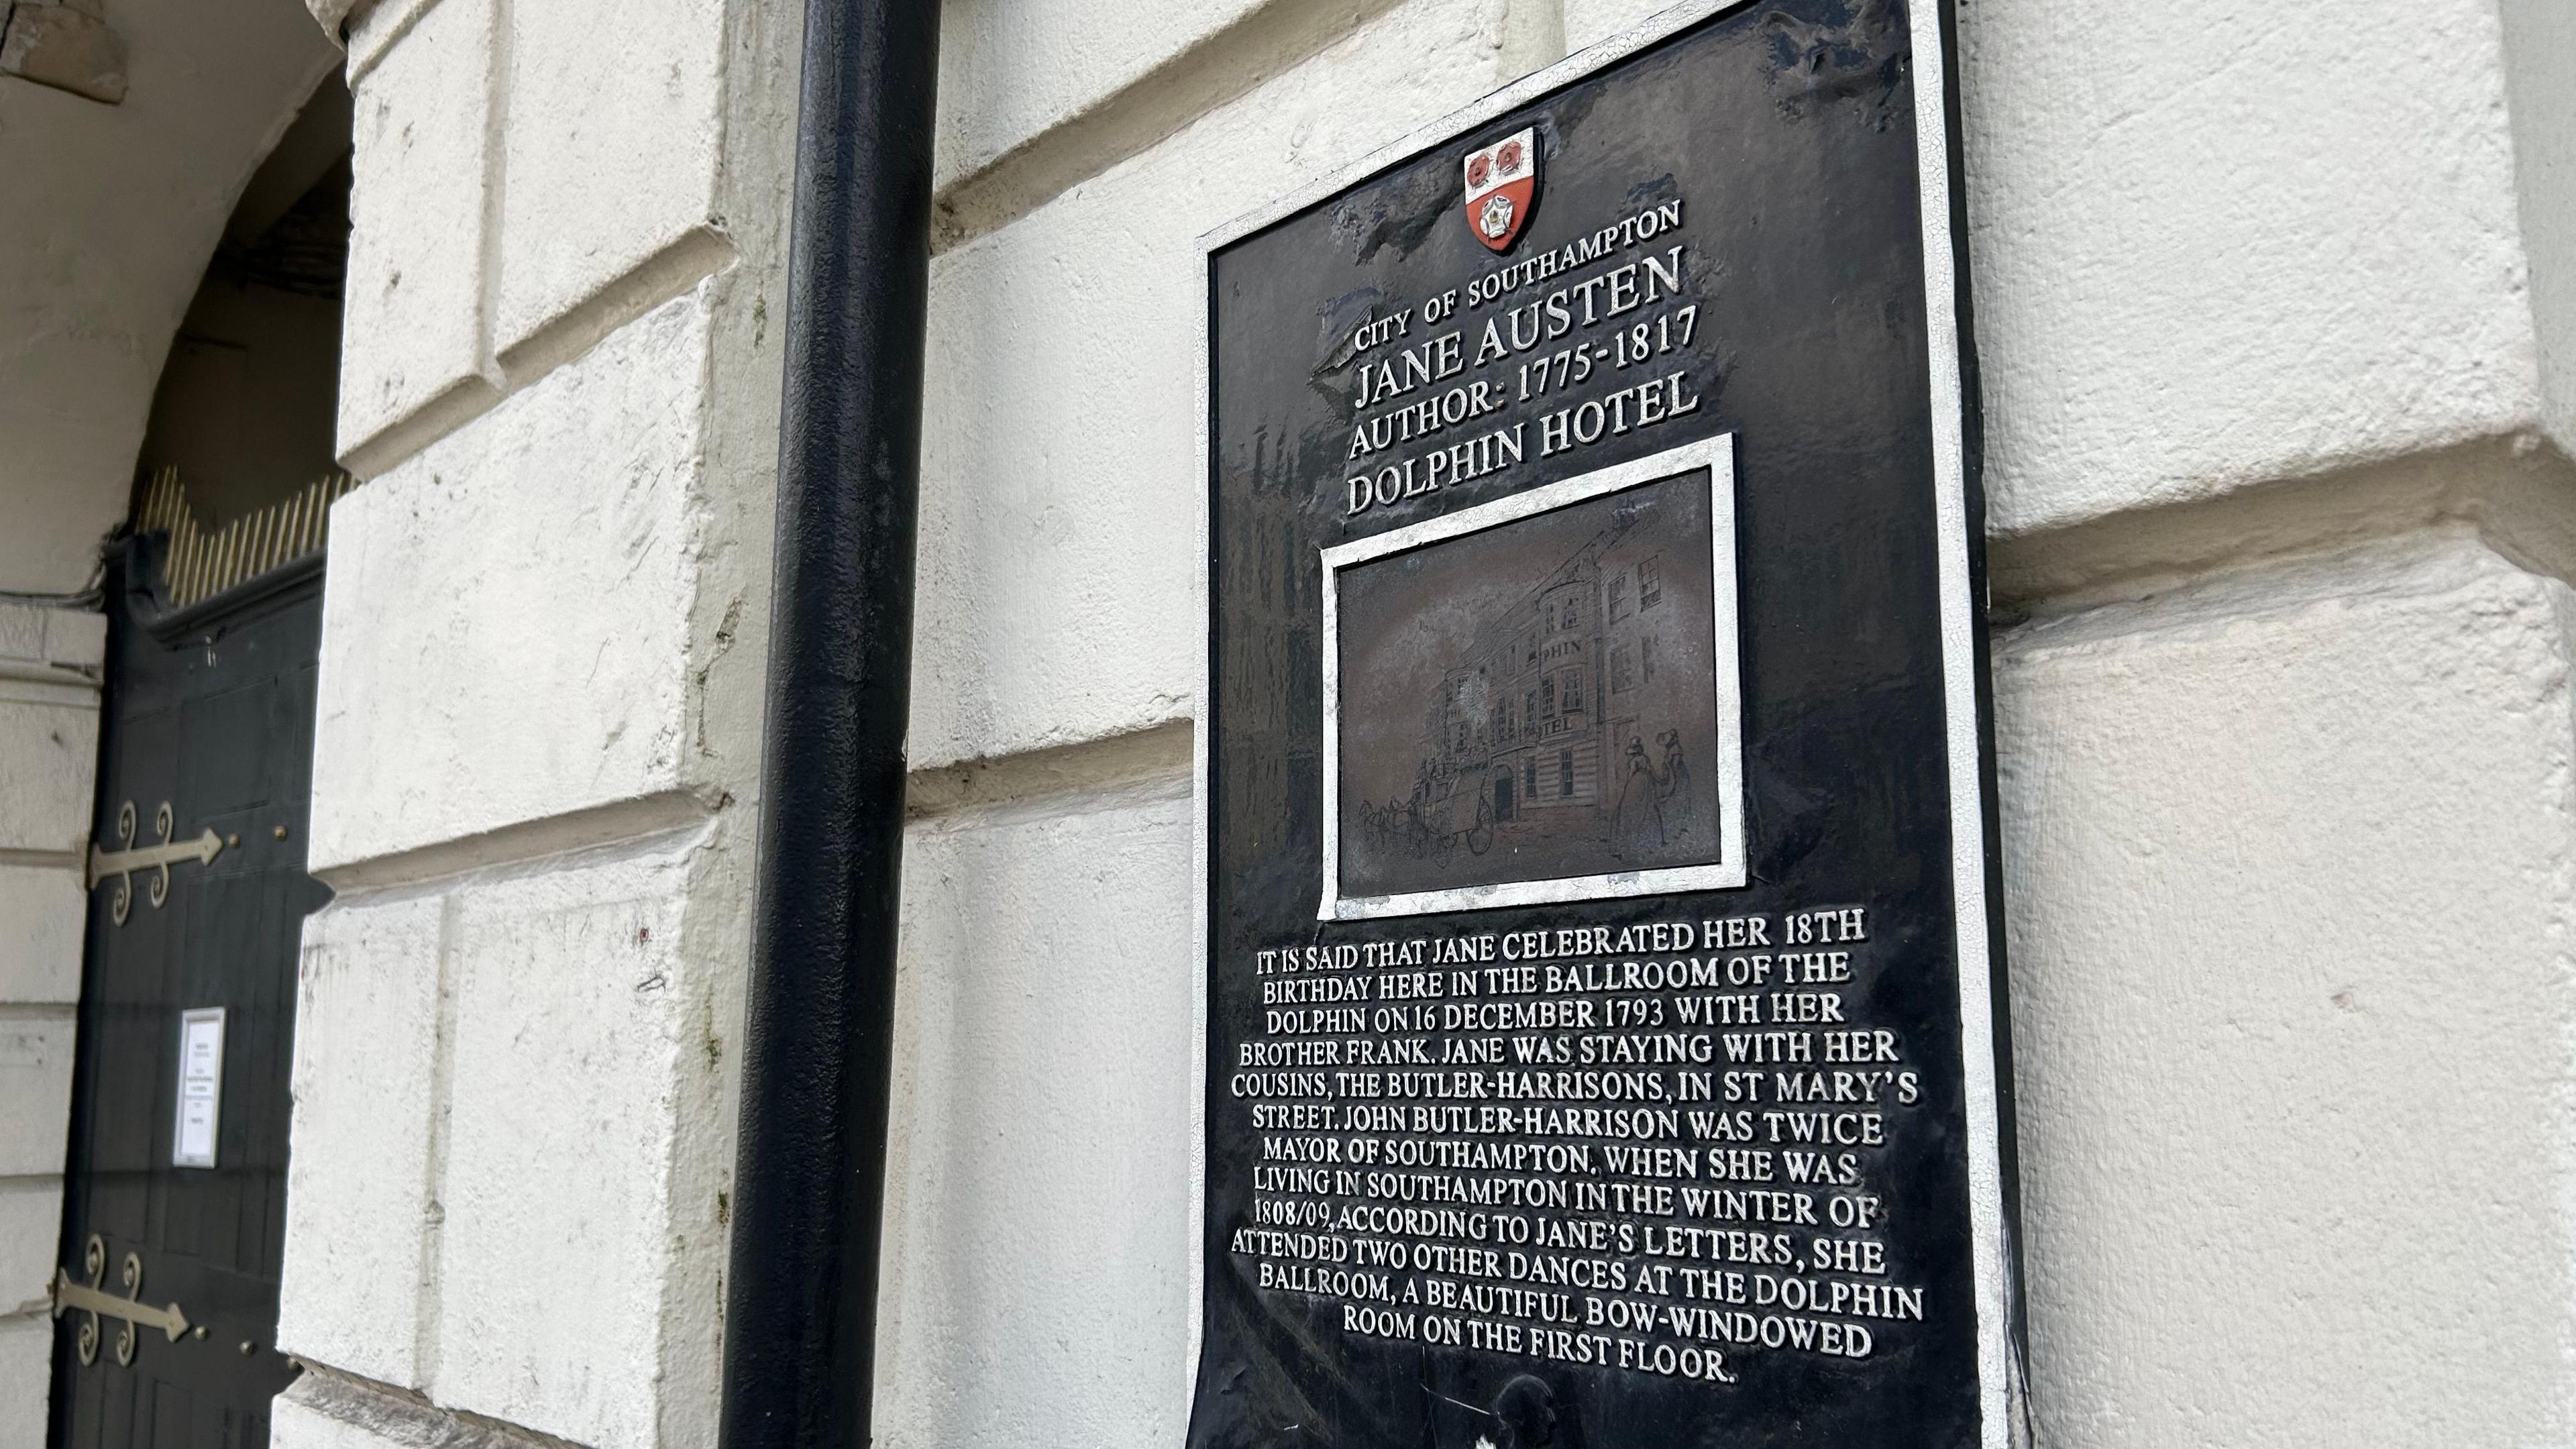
[173, 1007, 225, 1169]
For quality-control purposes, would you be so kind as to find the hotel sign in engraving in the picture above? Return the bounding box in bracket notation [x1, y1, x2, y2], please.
[1193, 3, 2019, 1448]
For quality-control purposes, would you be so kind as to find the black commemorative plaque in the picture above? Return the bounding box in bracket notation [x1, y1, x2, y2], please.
[1193, 3, 2017, 1449]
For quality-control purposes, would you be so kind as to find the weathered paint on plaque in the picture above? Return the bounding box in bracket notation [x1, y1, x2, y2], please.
[1194, 3, 2017, 1448]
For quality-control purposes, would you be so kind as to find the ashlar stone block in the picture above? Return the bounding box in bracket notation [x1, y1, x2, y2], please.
[337, 0, 500, 466]
[0, 866, 84, 1004]
[0, 603, 105, 676]
[0, 1010, 73, 1178]
[490, 0, 728, 362]
[934, 0, 1267, 191]
[311, 292, 710, 873]
[0, 1316, 48, 1449]
[0, 1176, 62, 1317]
[43, 610, 103, 672]
[875, 783, 1195, 1448]
[1582, 0, 2551, 534]
[0, 610, 41, 669]
[1994, 533, 2576, 1449]
[275, 893, 445, 1391]
[429, 833, 716, 1449]
[0, 701, 99, 855]
[1964, 0, 2540, 534]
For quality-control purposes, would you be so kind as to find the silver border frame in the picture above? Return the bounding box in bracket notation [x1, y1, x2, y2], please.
[1191, 1, 2013, 1442]
[173, 1005, 225, 1170]
[1316, 434, 1746, 920]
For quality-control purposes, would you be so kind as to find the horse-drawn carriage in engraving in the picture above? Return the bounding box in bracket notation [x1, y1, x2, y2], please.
[1357, 775, 1494, 861]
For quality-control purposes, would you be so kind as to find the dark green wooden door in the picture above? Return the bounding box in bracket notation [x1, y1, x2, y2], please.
[49, 545, 327, 1448]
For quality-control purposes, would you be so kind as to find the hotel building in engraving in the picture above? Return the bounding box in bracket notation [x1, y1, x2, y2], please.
[1412, 497, 1703, 854]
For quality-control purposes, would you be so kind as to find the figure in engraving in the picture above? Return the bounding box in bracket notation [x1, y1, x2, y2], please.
[1657, 729, 1695, 842]
[1612, 736, 1663, 857]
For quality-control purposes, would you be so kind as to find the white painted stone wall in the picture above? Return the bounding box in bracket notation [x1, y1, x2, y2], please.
[1998, 529, 2576, 1449]
[264, 1, 2576, 1448]
[268, 0, 795, 1440]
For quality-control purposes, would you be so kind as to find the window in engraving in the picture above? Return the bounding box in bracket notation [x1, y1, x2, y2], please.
[1640, 554, 1662, 608]
[1609, 572, 1630, 622]
[1612, 645, 1635, 693]
[1558, 748, 1574, 797]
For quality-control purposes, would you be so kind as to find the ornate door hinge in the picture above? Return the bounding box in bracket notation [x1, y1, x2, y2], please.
[86, 801, 222, 924]
[51, 1236, 191, 1366]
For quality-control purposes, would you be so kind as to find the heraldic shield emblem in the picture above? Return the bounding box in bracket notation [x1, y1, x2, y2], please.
[1462, 127, 1539, 253]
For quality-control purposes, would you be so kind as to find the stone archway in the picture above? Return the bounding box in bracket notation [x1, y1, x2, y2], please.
[0, 0, 340, 592]
[0, 0, 339, 1434]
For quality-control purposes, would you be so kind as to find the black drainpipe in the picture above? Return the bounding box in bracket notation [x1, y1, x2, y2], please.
[718, 0, 939, 1444]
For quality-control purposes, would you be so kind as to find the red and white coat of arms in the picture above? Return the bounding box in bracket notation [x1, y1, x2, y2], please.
[1462, 127, 1539, 254]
